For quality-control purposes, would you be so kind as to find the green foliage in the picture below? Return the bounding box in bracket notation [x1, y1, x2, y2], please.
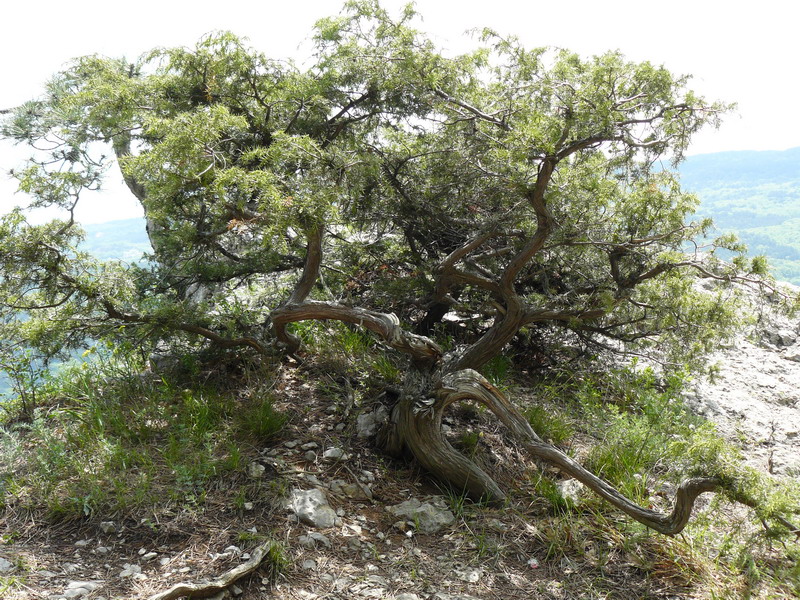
[0, 346, 49, 420]
[520, 362, 800, 596]
[531, 473, 575, 514]
[0, 0, 765, 383]
[481, 355, 513, 388]
[259, 541, 290, 585]
[295, 320, 403, 388]
[456, 430, 481, 458]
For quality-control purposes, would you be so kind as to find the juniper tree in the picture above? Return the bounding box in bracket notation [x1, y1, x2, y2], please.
[1, 1, 795, 535]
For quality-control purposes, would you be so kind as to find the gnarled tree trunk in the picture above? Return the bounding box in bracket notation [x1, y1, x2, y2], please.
[269, 222, 799, 538]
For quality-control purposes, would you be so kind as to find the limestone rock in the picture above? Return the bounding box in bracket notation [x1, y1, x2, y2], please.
[288, 488, 337, 528]
[99, 521, 117, 534]
[387, 498, 455, 534]
[454, 567, 482, 583]
[683, 294, 800, 476]
[298, 532, 332, 549]
[765, 328, 797, 347]
[356, 405, 389, 438]
[322, 447, 350, 461]
[248, 462, 266, 478]
[62, 581, 102, 599]
[119, 563, 141, 578]
[556, 478, 585, 504]
[329, 478, 373, 500]
[0, 557, 14, 573]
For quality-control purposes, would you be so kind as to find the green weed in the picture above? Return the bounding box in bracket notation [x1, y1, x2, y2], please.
[235, 393, 288, 443]
[481, 354, 513, 388]
[260, 541, 290, 585]
[524, 404, 574, 445]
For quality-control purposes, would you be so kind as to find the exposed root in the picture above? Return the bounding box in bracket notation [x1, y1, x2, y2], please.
[146, 541, 279, 600]
[399, 369, 793, 535]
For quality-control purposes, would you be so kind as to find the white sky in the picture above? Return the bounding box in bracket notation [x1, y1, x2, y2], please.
[1, 0, 799, 223]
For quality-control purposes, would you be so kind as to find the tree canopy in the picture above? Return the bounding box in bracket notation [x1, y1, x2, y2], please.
[1, 1, 794, 536]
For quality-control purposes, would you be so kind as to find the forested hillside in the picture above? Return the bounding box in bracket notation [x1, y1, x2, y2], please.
[681, 147, 800, 284]
[81, 218, 149, 261]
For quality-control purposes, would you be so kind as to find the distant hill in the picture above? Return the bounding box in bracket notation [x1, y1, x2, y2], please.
[680, 147, 800, 284]
[82, 217, 150, 262]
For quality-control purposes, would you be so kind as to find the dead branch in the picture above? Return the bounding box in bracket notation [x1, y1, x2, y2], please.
[146, 540, 279, 600]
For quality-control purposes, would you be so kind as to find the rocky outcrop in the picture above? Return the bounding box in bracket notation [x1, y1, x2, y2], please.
[685, 284, 800, 477]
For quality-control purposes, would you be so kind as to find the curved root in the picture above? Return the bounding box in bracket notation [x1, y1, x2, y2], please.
[430, 369, 727, 535]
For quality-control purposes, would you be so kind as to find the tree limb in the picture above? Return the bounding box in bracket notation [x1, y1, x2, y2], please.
[272, 300, 442, 365]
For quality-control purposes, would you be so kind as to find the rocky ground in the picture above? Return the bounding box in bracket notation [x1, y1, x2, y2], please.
[0, 376, 701, 600]
[685, 288, 800, 478]
[1, 291, 799, 600]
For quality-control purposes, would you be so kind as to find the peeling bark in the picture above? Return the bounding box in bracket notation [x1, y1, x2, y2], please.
[273, 300, 442, 365]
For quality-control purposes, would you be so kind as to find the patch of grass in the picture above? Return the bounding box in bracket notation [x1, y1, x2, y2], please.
[524, 404, 573, 445]
[0, 575, 26, 595]
[456, 430, 481, 458]
[260, 541, 290, 585]
[530, 473, 574, 515]
[235, 393, 287, 443]
[0, 348, 287, 520]
[481, 354, 513, 388]
[523, 361, 800, 597]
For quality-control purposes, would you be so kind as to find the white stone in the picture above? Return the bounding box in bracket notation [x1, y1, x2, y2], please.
[119, 564, 141, 578]
[454, 567, 482, 583]
[62, 581, 102, 599]
[556, 478, 585, 504]
[387, 498, 455, 533]
[288, 488, 337, 528]
[248, 462, 266, 478]
[322, 447, 350, 461]
[302, 559, 317, 570]
[356, 405, 389, 438]
[99, 521, 117, 534]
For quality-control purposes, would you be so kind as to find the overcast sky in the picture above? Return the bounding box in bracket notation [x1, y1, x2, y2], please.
[2, 0, 798, 223]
